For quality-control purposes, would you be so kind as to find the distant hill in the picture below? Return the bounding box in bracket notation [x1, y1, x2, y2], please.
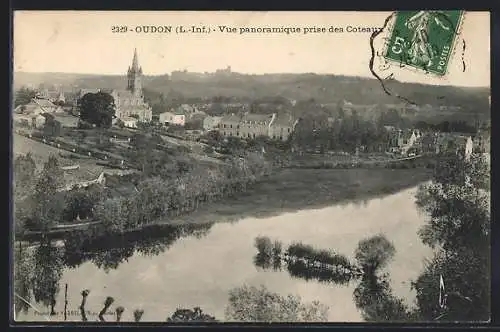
[13, 71, 490, 123]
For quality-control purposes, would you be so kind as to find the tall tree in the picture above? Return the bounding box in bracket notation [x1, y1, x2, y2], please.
[78, 92, 116, 128]
[30, 155, 65, 232]
[14, 87, 37, 107]
[413, 153, 490, 321]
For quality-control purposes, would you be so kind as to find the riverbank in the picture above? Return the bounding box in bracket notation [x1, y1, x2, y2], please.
[20, 167, 432, 242]
[161, 167, 432, 226]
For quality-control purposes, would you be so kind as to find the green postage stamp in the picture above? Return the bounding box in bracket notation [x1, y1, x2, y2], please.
[384, 11, 464, 76]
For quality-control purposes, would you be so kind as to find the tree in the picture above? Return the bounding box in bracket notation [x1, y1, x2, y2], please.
[62, 186, 104, 221]
[166, 307, 218, 322]
[95, 197, 129, 233]
[14, 87, 37, 107]
[354, 234, 396, 275]
[14, 153, 37, 198]
[412, 153, 490, 321]
[31, 243, 64, 314]
[78, 92, 115, 128]
[353, 272, 412, 322]
[225, 284, 329, 322]
[28, 155, 65, 232]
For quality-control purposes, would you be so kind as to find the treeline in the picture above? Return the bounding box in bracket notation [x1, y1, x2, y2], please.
[95, 152, 271, 234]
[414, 120, 477, 134]
[292, 110, 395, 153]
[14, 136, 272, 235]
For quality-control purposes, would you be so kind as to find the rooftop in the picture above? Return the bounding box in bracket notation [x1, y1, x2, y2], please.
[272, 113, 295, 127]
[242, 113, 274, 123]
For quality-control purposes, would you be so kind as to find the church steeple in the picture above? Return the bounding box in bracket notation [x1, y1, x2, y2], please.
[131, 48, 140, 72]
[127, 48, 142, 96]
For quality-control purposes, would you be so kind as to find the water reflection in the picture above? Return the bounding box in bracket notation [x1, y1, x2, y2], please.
[253, 235, 412, 321]
[62, 223, 214, 271]
[14, 222, 214, 319]
[253, 236, 360, 285]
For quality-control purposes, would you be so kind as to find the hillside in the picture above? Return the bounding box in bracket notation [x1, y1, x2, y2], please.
[13, 71, 490, 121]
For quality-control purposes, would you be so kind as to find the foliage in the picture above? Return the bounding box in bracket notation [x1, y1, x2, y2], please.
[14, 87, 37, 107]
[78, 92, 116, 128]
[13, 244, 35, 315]
[291, 110, 392, 154]
[225, 284, 329, 322]
[353, 272, 412, 322]
[26, 155, 65, 231]
[31, 244, 65, 309]
[166, 307, 218, 322]
[354, 234, 396, 274]
[414, 120, 477, 134]
[413, 152, 490, 321]
[411, 249, 489, 321]
[13, 153, 37, 196]
[62, 185, 105, 221]
[95, 197, 129, 233]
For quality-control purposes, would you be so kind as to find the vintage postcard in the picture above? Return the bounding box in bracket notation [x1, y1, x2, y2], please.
[11, 11, 490, 323]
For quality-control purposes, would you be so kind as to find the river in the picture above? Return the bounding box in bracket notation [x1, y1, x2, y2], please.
[15, 185, 433, 323]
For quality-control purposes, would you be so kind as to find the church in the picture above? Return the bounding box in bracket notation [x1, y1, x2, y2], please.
[111, 49, 153, 123]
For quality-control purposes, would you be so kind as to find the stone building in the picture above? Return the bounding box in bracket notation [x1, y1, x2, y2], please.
[111, 49, 153, 122]
[218, 112, 297, 141]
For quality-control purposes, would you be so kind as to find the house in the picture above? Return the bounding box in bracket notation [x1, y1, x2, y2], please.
[12, 114, 34, 128]
[159, 111, 185, 126]
[43, 117, 62, 136]
[269, 113, 298, 141]
[14, 98, 59, 115]
[53, 114, 79, 128]
[58, 171, 106, 192]
[122, 116, 139, 129]
[217, 112, 296, 141]
[33, 114, 47, 129]
[415, 132, 439, 154]
[386, 129, 421, 155]
[464, 136, 474, 160]
[178, 104, 197, 116]
[37, 89, 66, 104]
[436, 134, 473, 156]
[398, 130, 421, 155]
[203, 116, 223, 131]
[473, 129, 491, 154]
[238, 113, 275, 139]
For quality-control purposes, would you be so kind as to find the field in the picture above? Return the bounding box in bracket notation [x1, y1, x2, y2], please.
[12, 133, 130, 184]
[13, 133, 75, 167]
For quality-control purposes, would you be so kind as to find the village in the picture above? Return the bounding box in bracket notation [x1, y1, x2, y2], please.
[12, 9, 491, 324]
[11, 48, 491, 236]
[14, 53, 490, 196]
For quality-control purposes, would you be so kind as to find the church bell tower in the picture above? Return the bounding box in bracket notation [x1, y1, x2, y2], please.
[127, 48, 143, 96]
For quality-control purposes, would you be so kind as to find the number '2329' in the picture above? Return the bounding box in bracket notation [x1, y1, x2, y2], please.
[111, 26, 128, 33]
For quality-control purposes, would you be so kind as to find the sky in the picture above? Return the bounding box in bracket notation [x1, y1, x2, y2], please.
[13, 11, 490, 87]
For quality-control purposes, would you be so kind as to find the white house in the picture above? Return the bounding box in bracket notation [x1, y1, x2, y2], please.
[159, 111, 185, 126]
[122, 116, 139, 129]
[464, 136, 474, 160]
